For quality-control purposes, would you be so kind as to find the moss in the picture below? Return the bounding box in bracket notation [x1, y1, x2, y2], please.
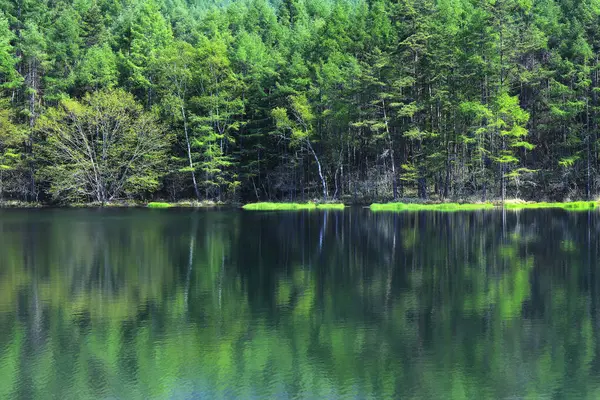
[370, 202, 494, 212]
[147, 202, 173, 209]
[503, 201, 598, 211]
[243, 202, 317, 210]
[242, 202, 345, 210]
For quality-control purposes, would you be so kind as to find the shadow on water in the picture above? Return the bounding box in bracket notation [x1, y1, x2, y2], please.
[1, 208, 600, 398]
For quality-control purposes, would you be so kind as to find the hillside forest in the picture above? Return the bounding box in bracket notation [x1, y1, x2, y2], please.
[1, 0, 600, 204]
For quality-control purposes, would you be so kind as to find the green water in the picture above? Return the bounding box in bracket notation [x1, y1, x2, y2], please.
[0, 208, 599, 399]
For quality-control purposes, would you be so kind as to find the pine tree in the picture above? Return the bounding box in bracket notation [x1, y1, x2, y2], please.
[80, 1, 105, 47]
[76, 44, 118, 92]
[191, 33, 245, 201]
[156, 40, 202, 200]
[120, 0, 173, 106]
[0, 14, 21, 92]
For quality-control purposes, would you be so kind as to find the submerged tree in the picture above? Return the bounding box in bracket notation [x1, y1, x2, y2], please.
[37, 89, 169, 203]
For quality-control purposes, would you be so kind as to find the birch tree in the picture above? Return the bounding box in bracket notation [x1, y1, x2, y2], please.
[37, 89, 169, 203]
[272, 94, 328, 200]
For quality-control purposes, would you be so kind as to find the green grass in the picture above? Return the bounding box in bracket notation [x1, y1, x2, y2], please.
[243, 202, 316, 210]
[147, 202, 173, 209]
[242, 202, 345, 210]
[503, 201, 598, 211]
[370, 202, 494, 212]
[370, 200, 600, 212]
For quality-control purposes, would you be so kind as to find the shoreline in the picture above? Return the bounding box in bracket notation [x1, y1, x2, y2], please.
[1, 200, 599, 211]
[370, 200, 599, 212]
[0, 200, 232, 209]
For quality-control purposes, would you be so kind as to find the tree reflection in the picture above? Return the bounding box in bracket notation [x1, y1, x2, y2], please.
[0, 209, 600, 398]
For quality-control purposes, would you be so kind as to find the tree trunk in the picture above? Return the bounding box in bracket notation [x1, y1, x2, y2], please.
[501, 163, 506, 203]
[586, 96, 591, 200]
[307, 140, 327, 201]
[382, 99, 398, 200]
[182, 106, 201, 200]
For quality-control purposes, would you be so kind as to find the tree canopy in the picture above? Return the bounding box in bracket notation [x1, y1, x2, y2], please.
[1, 0, 600, 203]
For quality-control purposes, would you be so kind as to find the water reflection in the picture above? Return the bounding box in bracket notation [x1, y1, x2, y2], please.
[1, 208, 600, 399]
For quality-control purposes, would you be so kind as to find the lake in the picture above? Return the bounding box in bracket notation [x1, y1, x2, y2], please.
[0, 208, 599, 399]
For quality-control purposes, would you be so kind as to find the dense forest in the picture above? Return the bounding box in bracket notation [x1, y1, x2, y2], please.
[1, 0, 600, 204]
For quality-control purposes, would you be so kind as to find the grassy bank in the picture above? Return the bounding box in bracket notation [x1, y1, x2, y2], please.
[146, 200, 226, 208]
[0, 201, 44, 208]
[502, 200, 598, 211]
[2, 199, 598, 212]
[242, 202, 345, 211]
[0, 200, 226, 209]
[370, 200, 600, 212]
[147, 202, 172, 208]
[370, 202, 494, 212]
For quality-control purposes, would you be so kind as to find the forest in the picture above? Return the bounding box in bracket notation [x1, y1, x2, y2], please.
[1, 0, 600, 204]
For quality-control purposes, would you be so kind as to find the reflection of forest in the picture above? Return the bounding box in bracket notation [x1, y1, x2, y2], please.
[0, 209, 599, 399]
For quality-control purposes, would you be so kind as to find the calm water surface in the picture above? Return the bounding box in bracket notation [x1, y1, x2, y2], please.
[1, 208, 600, 399]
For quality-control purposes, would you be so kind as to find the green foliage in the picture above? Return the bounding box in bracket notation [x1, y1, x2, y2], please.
[189, 33, 245, 201]
[1, 0, 600, 204]
[271, 93, 328, 200]
[272, 94, 315, 146]
[0, 14, 21, 90]
[120, 0, 173, 98]
[0, 99, 25, 199]
[76, 44, 117, 91]
[36, 89, 169, 202]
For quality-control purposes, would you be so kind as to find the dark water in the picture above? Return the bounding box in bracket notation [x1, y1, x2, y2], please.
[1, 208, 600, 399]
